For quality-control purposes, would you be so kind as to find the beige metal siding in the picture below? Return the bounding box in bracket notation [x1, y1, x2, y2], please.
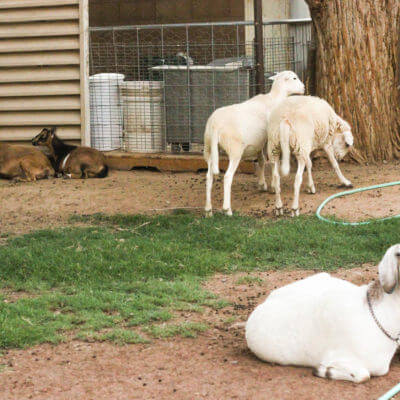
[0, 0, 88, 142]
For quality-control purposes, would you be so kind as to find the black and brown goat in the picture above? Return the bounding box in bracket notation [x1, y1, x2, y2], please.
[0, 142, 54, 181]
[32, 128, 108, 179]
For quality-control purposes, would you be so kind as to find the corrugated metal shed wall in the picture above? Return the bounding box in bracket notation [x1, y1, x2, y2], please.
[0, 0, 89, 143]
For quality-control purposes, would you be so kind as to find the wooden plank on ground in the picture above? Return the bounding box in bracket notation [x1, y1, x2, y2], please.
[105, 152, 256, 173]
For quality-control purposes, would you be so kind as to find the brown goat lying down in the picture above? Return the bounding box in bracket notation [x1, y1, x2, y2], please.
[32, 127, 108, 179]
[0, 142, 54, 181]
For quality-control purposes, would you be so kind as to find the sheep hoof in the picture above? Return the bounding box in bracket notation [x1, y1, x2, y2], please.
[223, 208, 233, 216]
[258, 183, 268, 192]
[312, 367, 322, 378]
[313, 366, 326, 379]
[269, 187, 276, 194]
[274, 207, 283, 216]
[291, 208, 300, 217]
[338, 182, 353, 188]
[205, 209, 213, 218]
[307, 185, 316, 194]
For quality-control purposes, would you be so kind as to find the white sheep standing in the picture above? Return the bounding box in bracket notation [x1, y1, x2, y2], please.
[246, 244, 400, 383]
[267, 95, 354, 216]
[203, 71, 305, 217]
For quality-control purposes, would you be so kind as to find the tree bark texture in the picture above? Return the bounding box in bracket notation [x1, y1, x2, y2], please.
[305, 0, 400, 161]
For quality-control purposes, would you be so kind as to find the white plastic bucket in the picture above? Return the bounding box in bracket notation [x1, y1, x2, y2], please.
[89, 73, 125, 151]
[121, 81, 164, 153]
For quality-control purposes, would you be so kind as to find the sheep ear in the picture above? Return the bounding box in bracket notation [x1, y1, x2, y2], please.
[379, 245, 400, 294]
[343, 131, 353, 146]
[268, 75, 276, 81]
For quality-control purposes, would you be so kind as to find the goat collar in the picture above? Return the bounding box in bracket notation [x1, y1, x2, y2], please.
[366, 289, 400, 345]
[60, 153, 71, 171]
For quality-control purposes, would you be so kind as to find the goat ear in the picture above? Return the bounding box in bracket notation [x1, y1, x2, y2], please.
[343, 131, 354, 146]
[379, 244, 400, 294]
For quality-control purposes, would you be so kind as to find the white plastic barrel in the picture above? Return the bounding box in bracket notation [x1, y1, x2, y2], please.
[120, 81, 164, 152]
[89, 73, 125, 151]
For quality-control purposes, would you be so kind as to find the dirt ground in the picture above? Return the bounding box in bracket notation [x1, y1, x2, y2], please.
[1, 160, 400, 400]
[2, 267, 400, 400]
[0, 159, 399, 235]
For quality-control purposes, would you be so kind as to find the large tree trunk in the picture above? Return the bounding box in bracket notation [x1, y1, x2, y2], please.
[305, 0, 400, 161]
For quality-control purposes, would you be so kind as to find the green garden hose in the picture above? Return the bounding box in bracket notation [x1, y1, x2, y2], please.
[317, 180, 400, 399]
[316, 181, 400, 225]
[378, 383, 400, 400]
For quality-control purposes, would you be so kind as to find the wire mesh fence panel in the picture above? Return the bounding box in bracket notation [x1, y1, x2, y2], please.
[89, 20, 312, 153]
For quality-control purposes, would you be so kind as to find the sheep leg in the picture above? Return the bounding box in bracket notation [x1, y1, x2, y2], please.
[324, 145, 353, 188]
[205, 159, 214, 217]
[272, 159, 283, 216]
[267, 144, 277, 194]
[313, 357, 370, 383]
[291, 158, 305, 217]
[256, 152, 267, 192]
[305, 156, 316, 194]
[223, 156, 241, 216]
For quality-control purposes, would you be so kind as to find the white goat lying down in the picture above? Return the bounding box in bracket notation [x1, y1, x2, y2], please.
[203, 71, 305, 217]
[267, 95, 354, 216]
[246, 244, 400, 383]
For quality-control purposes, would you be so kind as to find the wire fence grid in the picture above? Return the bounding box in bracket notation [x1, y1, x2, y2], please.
[89, 19, 313, 154]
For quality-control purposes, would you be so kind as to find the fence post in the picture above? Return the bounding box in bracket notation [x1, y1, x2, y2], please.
[253, 0, 265, 94]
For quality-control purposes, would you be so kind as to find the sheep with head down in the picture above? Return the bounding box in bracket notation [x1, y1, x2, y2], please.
[203, 70, 305, 217]
[266, 95, 354, 216]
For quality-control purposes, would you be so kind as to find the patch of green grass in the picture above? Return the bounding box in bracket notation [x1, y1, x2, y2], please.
[235, 276, 264, 285]
[144, 322, 208, 339]
[0, 280, 217, 348]
[1, 213, 399, 349]
[76, 329, 149, 345]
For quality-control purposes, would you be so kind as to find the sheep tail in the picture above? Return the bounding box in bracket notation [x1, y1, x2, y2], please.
[204, 118, 220, 175]
[279, 120, 291, 176]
